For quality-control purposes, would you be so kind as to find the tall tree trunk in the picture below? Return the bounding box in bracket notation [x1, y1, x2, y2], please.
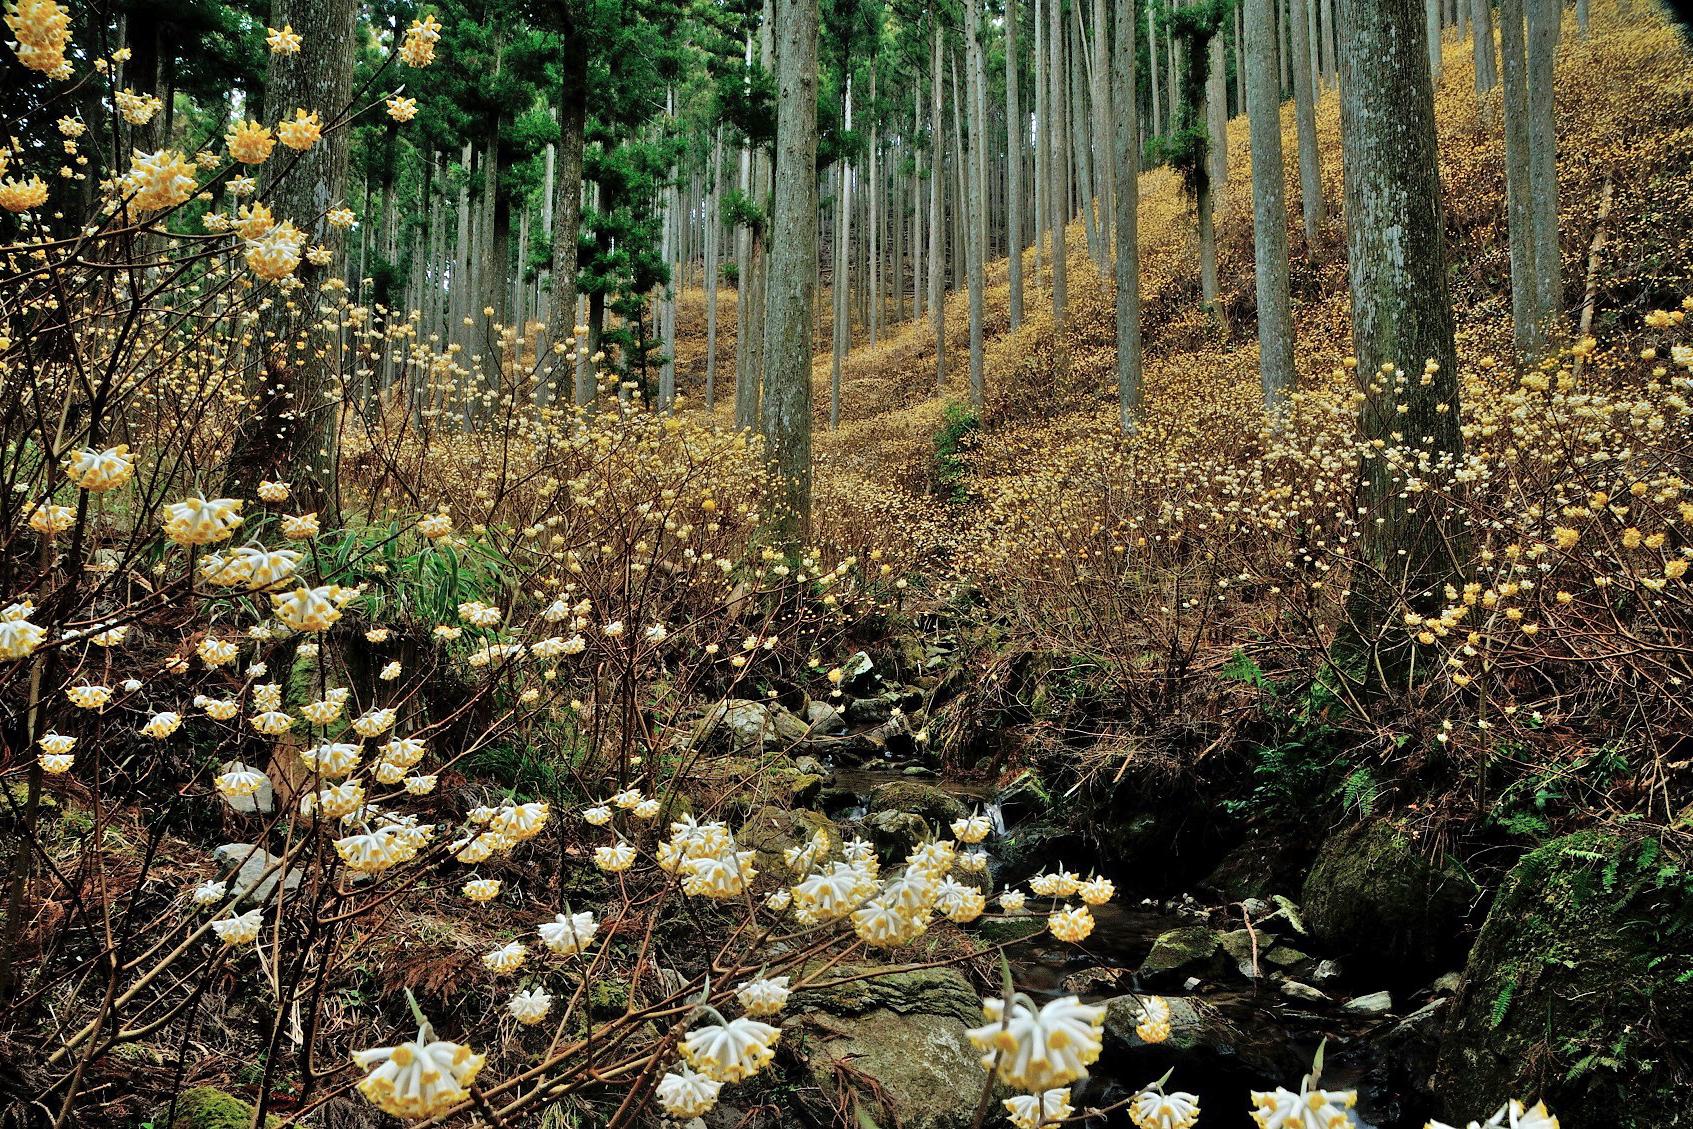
[763, 0, 819, 546]
[1048, 0, 1068, 325]
[1092, 0, 1116, 252]
[1498, 0, 1544, 356]
[705, 128, 723, 410]
[1236, 3, 1249, 110]
[1289, 0, 1325, 244]
[1247, 0, 1296, 416]
[659, 89, 678, 412]
[1207, 16, 1229, 188]
[1321, 0, 1338, 86]
[1335, 0, 1467, 666]
[1426, 0, 1443, 83]
[224, 0, 358, 511]
[930, 17, 947, 391]
[1525, 0, 1562, 343]
[913, 94, 924, 321]
[1147, 1, 1163, 137]
[1006, 0, 1025, 328]
[868, 68, 882, 347]
[1113, 0, 1143, 430]
[966, 0, 988, 409]
[830, 78, 852, 429]
[1068, 11, 1100, 263]
[551, 24, 589, 405]
[1471, 0, 1497, 96]
[1034, 0, 1049, 278]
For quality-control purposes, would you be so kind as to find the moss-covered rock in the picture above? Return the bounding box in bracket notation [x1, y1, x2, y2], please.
[166, 1087, 279, 1129]
[1138, 925, 1225, 985]
[867, 780, 966, 826]
[737, 804, 840, 875]
[798, 964, 980, 1023]
[789, 965, 983, 1129]
[1433, 832, 1693, 1129]
[1301, 818, 1474, 977]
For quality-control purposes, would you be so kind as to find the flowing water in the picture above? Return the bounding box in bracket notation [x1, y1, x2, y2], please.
[824, 762, 1394, 1128]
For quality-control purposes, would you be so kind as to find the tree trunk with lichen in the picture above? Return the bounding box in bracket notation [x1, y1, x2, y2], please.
[1335, 0, 1468, 679]
[223, 0, 358, 515]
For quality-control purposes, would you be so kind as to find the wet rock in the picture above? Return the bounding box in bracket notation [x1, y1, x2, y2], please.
[845, 693, 900, 726]
[791, 755, 831, 782]
[1263, 944, 1310, 970]
[1311, 959, 1343, 984]
[1138, 926, 1224, 986]
[1343, 990, 1393, 1015]
[993, 770, 1051, 826]
[693, 699, 779, 751]
[736, 805, 839, 875]
[901, 765, 937, 778]
[1302, 819, 1475, 981]
[1279, 980, 1329, 1004]
[1434, 831, 1693, 1129]
[838, 650, 875, 689]
[789, 966, 981, 1129]
[867, 780, 966, 826]
[213, 843, 301, 904]
[1219, 928, 1267, 977]
[1103, 993, 1305, 1080]
[804, 699, 847, 734]
[863, 809, 928, 863]
[1376, 998, 1448, 1103]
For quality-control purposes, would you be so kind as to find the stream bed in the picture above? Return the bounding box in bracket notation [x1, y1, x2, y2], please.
[821, 761, 1404, 1128]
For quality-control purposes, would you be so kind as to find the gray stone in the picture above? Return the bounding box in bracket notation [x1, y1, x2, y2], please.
[839, 650, 875, 686]
[1139, 926, 1224, 985]
[845, 693, 900, 726]
[791, 966, 981, 1129]
[804, 699, 847, 734]
[1312, 959, 1344, 984]
[863, 810, 928, 863]
[1343, 990, 1393, 1015]
[218, 761, 273, 814]
[214, 843, 301, 904]
[1280, 981, 1330, 1004]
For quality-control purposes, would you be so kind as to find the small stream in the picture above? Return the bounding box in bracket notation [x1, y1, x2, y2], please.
[822, 761, 1396, 1128]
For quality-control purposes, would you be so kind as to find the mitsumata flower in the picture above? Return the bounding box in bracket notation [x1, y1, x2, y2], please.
[354, 1025, 485, 1118]
[967, 994, 1106, 1093]
[1130, 1085, 1201, 1129]
[679, 1015, 780, 1082]
[657, 1064, 722, 1118]
[1004, 1088, 1073, 1129]
[537, 910, 598, 957]
[1249, 1078, 1359, 1129]
[1427, 1100, 1560, 1129]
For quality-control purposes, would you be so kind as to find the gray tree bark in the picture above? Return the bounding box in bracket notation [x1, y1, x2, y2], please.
[966, 0, 989, 408]
[1113, 0, 1144, 430]
[930, 18, 947, 391]
[1007, 0, 1025, 328]
[762, 0, 819, 546]
[1525, 0, 1562, 342]
[1335, 0, 1467, 657]
[1471, 0, 1497, 96]
[1147, 2, 1163, 137]
[1498, 0, 1545, 356]
[1246, 0, 1296, 417]
[1426, 0, 1444, 83]
[704, 127, 723, 409]
[830, 78, 852, 429]
[224, 0, 358, 509]
[1289, 0, 1325, 244]
[1048, 0, 1068, 324]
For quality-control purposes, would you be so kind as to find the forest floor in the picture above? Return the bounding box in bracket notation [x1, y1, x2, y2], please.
[671, 6, 1693, 569]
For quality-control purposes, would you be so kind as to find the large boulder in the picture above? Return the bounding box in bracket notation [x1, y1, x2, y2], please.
[737, 805, 840, 875]
[1433, 832, 1693, 1129]
[788, 966, 983, 1129]
[1300, 819, 1474, 978]
[867, 781, 966, 827]
[694, 699, 811, 752]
